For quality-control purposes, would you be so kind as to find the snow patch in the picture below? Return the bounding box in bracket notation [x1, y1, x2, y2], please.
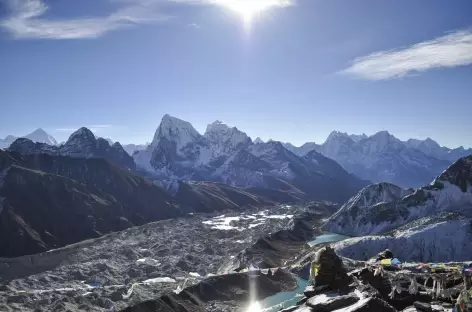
[202, 216, 242, 231]
[249, 223, 264, 229]
[136, 258, 160, 266]
[334, 219, 472, 262]
[141, 277, 176, 284]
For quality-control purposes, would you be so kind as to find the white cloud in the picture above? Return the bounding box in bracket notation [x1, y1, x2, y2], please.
[342, 29, 472, 80]
[0, 0, 294, 39]
[0, 0, 171, 39]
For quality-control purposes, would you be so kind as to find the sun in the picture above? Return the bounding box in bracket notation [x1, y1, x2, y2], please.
[215, 0, 290, 27]
[223, 1, 271, 23]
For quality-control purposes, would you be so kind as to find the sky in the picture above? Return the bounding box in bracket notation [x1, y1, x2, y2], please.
[1, 0, 472, 147]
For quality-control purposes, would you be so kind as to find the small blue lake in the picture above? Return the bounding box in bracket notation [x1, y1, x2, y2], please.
[257, 233, 349, 311]
[259, 277, 308, 311]
[308, 233, 350, 247]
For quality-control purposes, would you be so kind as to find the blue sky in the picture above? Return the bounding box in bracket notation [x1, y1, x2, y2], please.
[1, 0, 471, 147]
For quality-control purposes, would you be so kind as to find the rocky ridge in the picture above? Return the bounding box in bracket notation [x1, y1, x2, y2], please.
[0, 129, 57, 150]
[8, 127, 136, 171]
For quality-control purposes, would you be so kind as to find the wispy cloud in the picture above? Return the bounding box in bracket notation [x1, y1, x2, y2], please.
[0, 0, 294, 39]
[188, 23, 200, 28]
[342, 29, 472, 80]
[0, 0, 171, 39]
[55, 125, 114, 133]
[171, 0, 293, 6]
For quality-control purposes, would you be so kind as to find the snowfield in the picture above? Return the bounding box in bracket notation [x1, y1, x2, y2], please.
[333, 218, 472, 262]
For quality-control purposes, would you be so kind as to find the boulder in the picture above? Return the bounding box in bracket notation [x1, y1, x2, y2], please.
[375, 249, 394, 261]
[306, 294, 359, 311]
[413, 301, 432, 312]
[304, 284, 332, 297]
[312, 246, 352, 290]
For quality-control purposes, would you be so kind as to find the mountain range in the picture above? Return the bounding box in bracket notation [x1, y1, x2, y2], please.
[133, 115, 369, 203]
[2, 119, 471, 191]
[284, 131, 471, 188]
[8, 127, 136, 171]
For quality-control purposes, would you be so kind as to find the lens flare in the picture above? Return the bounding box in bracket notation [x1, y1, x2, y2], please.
[246, 301, 262, 312]
[247, 266, 261, 311]
[213, 0, 292, 30]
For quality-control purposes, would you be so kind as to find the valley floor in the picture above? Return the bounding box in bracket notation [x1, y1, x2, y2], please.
[0, 205, 303, 312]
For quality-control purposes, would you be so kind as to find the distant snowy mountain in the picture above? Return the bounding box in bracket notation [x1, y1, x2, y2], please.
[315, 130, 452, 188]
[282, 142, 320, 156]
[283, 131, 470, 188]
[0, 135, 17, 149]
[0, 129, 57, 149]
[134, 115, 368, 202]
[325, 155, 472, 236]
[122, 143, 149, 156]
[405, 137, 472, 162]
[23, 128, 58, 146]
[8, 127, 135, 171]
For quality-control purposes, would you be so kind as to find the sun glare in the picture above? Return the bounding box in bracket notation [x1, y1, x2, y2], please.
[224, 1, 271, 23]
[215, 0, 291, 27]
[246, 301, 262, 312]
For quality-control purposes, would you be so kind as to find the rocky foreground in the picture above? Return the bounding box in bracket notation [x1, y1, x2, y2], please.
[1, 200, 470, 312]
[0, 204, 317, 312]
[279, 247, 472, 312]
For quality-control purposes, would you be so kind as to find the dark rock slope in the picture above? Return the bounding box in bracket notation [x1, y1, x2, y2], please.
[0, 150, 181, 257]
[173, 181, 307, 213]
[0, 150, 293, 258]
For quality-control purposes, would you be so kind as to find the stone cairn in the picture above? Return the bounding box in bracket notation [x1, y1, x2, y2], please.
[312, 245, 352, 291]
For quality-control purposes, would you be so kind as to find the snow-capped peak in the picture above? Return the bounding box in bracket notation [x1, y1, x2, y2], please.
[151, 114, 201, 149]
[67, 127, 96, 143]
[350, 133, 368, 142]
[406, 138, 422, 148]
[363, 130, 402, 151]
[23, 128, 57, 145]
[325, 131, 353, 143]
[418, 138, 442, 152]
[204, 120, 250, 147]
[253, 137, 264, 144]
[205, 120, 227, 134]
[370, 130, 396, 141]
